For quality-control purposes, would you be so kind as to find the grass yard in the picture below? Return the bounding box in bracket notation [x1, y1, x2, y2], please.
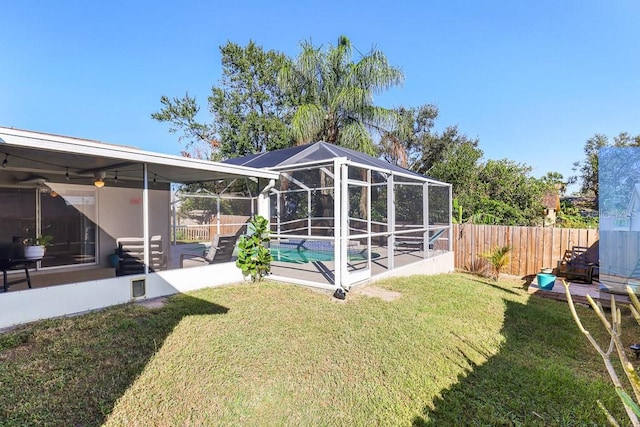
[0, 273, 635, 426]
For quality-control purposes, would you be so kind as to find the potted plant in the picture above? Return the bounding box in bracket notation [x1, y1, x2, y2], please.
[23, 235, 53, 259]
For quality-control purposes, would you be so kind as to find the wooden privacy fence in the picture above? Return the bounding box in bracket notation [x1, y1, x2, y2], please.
[453, 224, 599, 277]
[173, 215, 251, 241]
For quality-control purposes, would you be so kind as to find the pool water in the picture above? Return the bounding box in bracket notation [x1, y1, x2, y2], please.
[270, 247, 372, 264]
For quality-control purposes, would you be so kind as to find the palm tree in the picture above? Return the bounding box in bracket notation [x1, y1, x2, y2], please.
[278, 35, 404, 155]
[481, 245, 512, 280]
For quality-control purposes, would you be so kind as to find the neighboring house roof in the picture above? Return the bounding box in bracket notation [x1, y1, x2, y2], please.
[224, 141, 446, 184]
[542, 190, 560, 211]
[0, 126, 278, 184]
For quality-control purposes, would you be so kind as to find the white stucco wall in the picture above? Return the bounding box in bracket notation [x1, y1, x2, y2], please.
[0, 262, 245, 329]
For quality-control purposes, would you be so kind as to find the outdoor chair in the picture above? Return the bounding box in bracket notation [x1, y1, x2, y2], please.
[560, 245, 599, 283]
[116, 236, 167, 276]
[180, 234, 238, 268]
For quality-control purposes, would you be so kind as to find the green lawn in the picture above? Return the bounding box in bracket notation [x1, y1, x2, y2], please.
[0, 273, 634, 426]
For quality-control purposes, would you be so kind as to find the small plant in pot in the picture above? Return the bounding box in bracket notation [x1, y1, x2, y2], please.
[23, 235, 53, 259]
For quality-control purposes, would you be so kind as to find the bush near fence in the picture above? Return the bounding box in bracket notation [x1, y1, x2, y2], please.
[453, 224, 599, 278]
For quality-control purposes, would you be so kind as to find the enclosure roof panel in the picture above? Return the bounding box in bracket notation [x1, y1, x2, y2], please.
[224, 144, 311, 169]
[225, 141, 445, 183]
[0, 127, 278, 185]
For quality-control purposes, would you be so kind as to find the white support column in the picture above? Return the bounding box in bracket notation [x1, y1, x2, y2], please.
[216, 196, 221, 235]
[142, 163, 150, 274]
[387, 173, 395, 270]
[423, 182, 429, 258]
[333, 158, 342, 288]
[257, 178, 274, 221]
[307, 188, 312, 236]
[276, 190, 282, 236]
[340, 162, 349, 287]
[171, 192, 177, 245]
[367, 169, 372, 271]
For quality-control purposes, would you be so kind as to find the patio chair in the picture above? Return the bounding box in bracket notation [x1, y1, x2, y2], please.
[149, 235, 167, 271]
[563, 246, 598, 283]
[180, 234, 238, 268]
[116, 236, 167, 276]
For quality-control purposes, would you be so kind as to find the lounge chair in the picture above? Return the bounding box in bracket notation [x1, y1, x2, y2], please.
[180, 234, 238, 268]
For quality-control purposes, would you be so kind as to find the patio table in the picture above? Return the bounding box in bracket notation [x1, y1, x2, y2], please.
[0, 258, 39, 292]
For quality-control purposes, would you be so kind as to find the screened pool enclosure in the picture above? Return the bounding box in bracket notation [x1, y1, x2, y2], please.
[225, 142, 453, 289]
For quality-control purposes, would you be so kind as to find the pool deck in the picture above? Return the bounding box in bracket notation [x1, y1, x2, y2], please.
[270, 245, 436, 287]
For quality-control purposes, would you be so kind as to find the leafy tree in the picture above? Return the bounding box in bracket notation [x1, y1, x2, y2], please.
[153, 41, 292, 159]
[541, 171, 567, 196]
[473, 159, 549, 225]
[152, 94, 217, 159]
[556, 201, 599, 229]
[211, 41, 292, 158]
[278, 35, 403, 154]
[421, 128, 482, 186]
[379, 104, 439, 168]
[571, 134, 608, 203]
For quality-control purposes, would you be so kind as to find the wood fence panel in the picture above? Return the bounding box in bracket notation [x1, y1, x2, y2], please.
[512, 226, 522, 275]
[541, 227, 553, 269]
[453, 224, 599, 277]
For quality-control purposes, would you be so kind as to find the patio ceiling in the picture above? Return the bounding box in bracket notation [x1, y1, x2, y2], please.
[0, 127, 278, 186]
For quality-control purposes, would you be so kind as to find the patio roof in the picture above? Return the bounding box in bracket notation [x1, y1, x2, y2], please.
[0, 127, 278, 185]
[224, 141, 443, 183]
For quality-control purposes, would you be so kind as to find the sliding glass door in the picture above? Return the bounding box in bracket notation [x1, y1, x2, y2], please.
[0, 186, 97, 268]
[40, 187, 97, 267]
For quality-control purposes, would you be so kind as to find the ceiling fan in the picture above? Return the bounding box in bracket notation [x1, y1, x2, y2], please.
[17, 175, 49, 185]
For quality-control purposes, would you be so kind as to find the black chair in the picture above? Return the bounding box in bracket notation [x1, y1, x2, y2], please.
[116, 236, 167, 276]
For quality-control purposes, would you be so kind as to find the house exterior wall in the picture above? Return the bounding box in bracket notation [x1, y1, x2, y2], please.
[0, 262, 244, 329]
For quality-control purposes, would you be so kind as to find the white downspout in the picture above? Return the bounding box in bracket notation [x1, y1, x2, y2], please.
[143, 163, 150, 274]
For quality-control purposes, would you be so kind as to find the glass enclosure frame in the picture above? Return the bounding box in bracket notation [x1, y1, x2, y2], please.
[267, 157, 452, 288]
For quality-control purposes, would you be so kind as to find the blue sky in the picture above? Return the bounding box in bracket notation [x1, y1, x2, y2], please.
[2, 1, 639, 191]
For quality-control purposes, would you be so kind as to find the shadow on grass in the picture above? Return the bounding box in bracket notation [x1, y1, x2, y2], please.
[468, 278, 521, 296]
[0, 293, 228, 426]
[412, 293, 627, 426]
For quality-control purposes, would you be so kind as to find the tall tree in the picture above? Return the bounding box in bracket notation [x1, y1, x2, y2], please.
[427, 134, 483, 197]
[474, 159, 549, 225]
[379, 104, 439, 168]
[152, 41, 292, 160]
[278, 35, 404, 154]
[541, 171, 567, 196]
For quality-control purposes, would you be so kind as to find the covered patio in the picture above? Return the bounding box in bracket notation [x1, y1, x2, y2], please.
[0, 127, 278, 328]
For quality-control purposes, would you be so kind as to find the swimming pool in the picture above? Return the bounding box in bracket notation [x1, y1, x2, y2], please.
[269, 240, 377, 264]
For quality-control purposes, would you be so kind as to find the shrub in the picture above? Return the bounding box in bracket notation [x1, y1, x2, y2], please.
[235, 215, 272, 282]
